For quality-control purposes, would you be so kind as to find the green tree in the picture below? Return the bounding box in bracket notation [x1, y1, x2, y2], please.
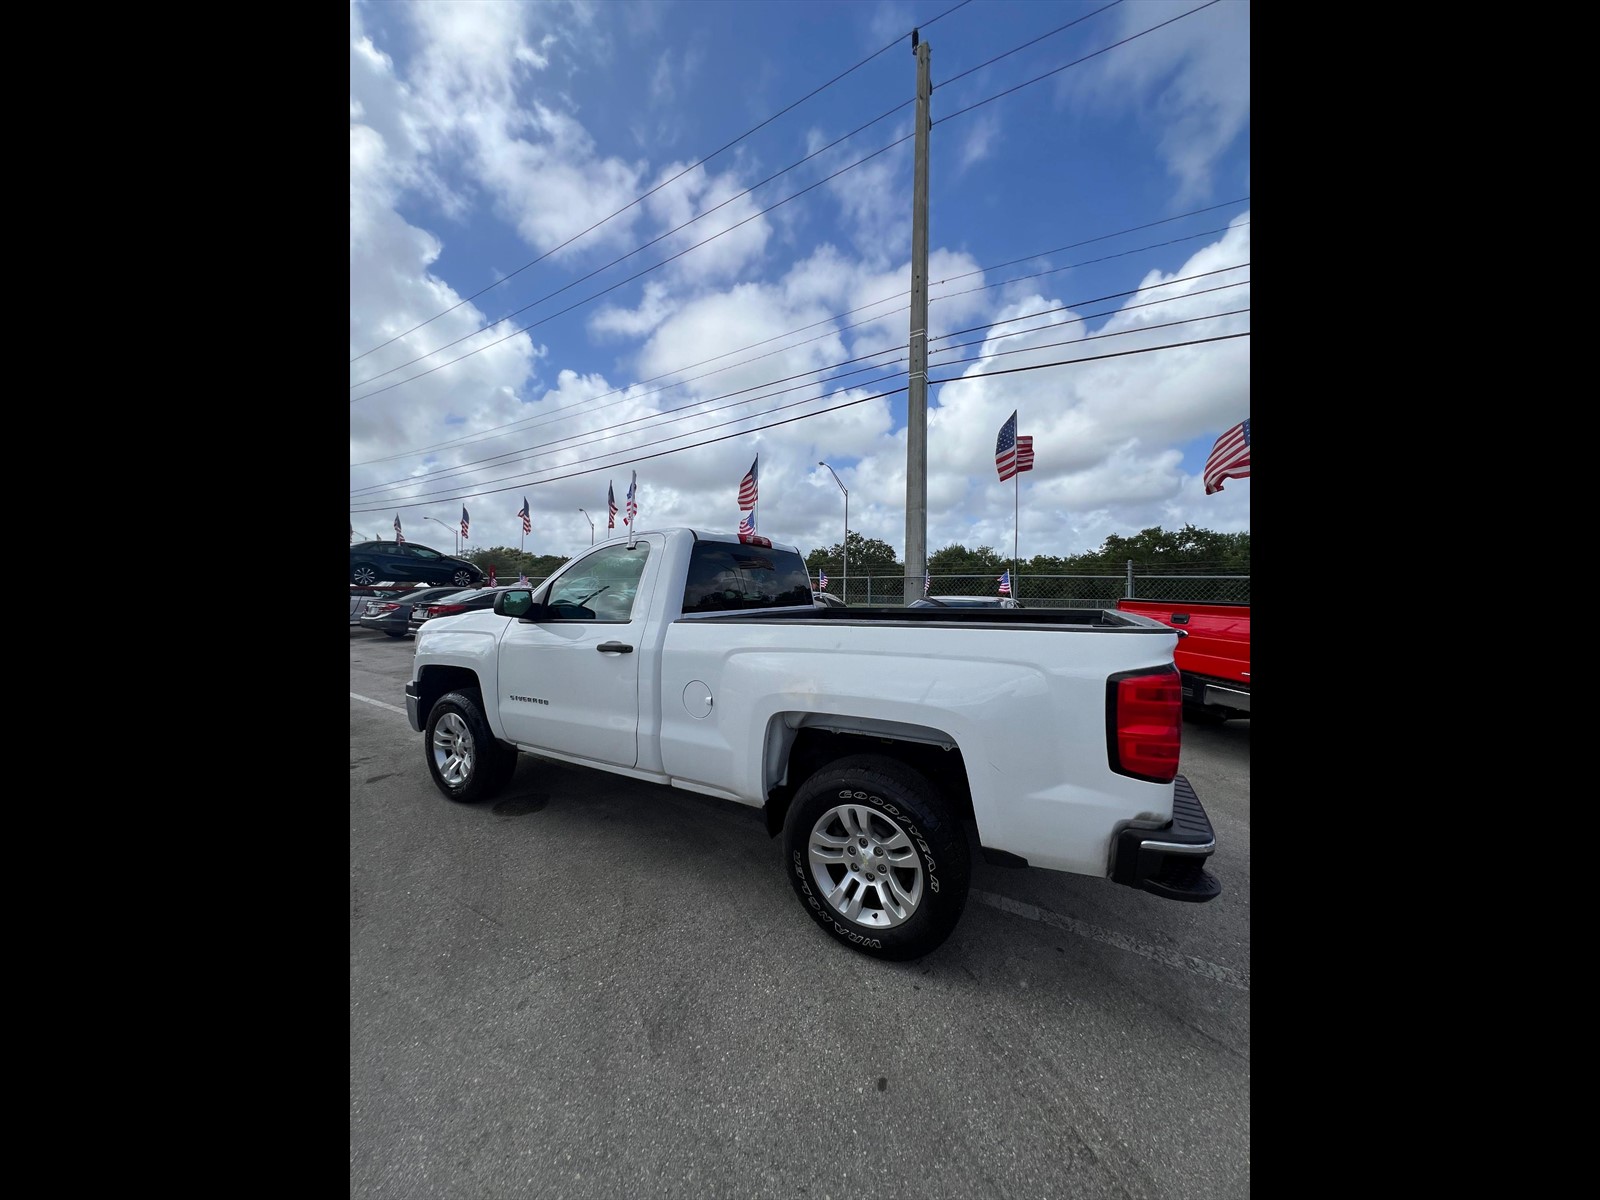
[928, 543, 1005, 574]
[806, 531, 902, 575]
[465, 546, 570, 581]
[1062, 525, 1249, 573]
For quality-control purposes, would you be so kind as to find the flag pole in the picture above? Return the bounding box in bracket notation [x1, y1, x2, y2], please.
[1013, 472, 1019, 595]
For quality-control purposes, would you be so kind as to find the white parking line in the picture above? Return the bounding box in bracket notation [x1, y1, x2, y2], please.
[971, 889, 1248, 990]
[351, 692, 408, 716]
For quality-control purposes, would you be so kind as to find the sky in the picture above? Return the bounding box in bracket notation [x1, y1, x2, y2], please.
[350, 0, 1250, 569]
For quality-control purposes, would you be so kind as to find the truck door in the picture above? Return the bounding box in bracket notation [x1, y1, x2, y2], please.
[495, 538, 658, 768]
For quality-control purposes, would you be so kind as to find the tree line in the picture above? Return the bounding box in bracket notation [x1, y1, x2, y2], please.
[461, 524, 1247, 580]
[804, 525, 1249, 577]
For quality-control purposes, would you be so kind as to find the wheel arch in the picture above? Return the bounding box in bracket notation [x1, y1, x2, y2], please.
[414, 664, 485, 728]
[761, 716, 975, 840]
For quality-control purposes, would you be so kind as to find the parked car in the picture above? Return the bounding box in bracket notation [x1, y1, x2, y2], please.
[351, 583, 419, 626]
[350, 540, 484, 589]
[407, 586, 516, 635]
[909, 595, 1024, 609]
[813, 591, 847, 608]
[358, 586, 466, 638]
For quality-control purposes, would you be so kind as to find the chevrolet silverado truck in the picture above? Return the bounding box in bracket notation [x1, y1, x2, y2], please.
[1115, 598, 1249, 723]
[406, 528, 1220, 960]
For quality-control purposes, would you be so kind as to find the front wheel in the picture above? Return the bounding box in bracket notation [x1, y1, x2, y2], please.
[424, 689, 519, 803]
[782, 754, 970, 961]
[352, 563, 378, 586]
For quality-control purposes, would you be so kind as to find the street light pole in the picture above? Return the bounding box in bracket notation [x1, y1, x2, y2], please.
[578, 509, 595, 545]
[424, 515, 458, 555]
[819, 461, 848, 598]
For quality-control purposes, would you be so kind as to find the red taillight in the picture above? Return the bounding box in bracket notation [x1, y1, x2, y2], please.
[427, 604, 468, 616]
[1107, 667, 1181, 783]
[378, 603, 400, 613]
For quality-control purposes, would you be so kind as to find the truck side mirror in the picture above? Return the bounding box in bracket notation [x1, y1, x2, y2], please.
[495, 589, 542, 619]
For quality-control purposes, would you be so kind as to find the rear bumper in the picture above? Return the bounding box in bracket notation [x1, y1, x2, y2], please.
[1110, 775, 1221, 902]
[405, 681, 423, 732]
[1181, 671, 1250, 715]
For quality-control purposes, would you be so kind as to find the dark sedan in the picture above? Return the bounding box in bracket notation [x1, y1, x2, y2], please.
[358, 586, 467, 638]
[350, 540, 484, 589]
[407, 586, 516, 634]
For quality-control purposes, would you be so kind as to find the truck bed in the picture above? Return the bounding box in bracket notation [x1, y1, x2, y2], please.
[678, 605, 1161, 630]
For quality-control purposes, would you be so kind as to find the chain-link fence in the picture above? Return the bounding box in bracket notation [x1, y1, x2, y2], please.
[818, 567, 1249, 607]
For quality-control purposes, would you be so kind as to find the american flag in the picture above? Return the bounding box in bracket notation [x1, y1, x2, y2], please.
[996, 411, 1035, 481]
[738, 456, 759, 509]
[608, 482, 617, 529]
[924, 570, 930, 596]
[738, 511, 756, 541]
[625, 471, 637, 526]
[517, 496, 531, 535]
[998, 570, 1011, 595]
[1203, 418, 1250, 495]
[819, 571, 828, 590]
[393, 514, 404, 544]
[461, 506, 470, 541]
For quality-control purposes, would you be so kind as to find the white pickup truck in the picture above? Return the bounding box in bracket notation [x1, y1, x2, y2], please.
[405, 528, 1220, 960]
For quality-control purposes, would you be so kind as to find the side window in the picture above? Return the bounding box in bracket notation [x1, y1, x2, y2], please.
[412, 546, 440, 561]
[683, 543, 813, 613]
[546, 542, 652, 622]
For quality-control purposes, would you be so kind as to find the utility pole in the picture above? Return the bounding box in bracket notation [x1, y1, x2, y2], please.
[904, 30, 931, 604]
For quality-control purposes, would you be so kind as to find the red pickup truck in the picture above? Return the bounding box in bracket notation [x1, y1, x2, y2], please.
[1115, 598, 1249, 723]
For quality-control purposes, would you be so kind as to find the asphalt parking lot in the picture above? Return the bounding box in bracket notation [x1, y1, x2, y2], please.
[351, 626, 1250, 1199]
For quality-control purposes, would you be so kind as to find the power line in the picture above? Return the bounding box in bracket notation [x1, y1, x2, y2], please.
[349, 0, 975, 365]
[930, 330, 1248, 388]
[349, 331, 1249, 514]
[936, 0, 1224, 126]
[351, 261, 1246, 492]
[355, 367, 911, 509]
[353, 297, 1248, 507]
[349, 130, 916, 404]
[937, 0, 1124, 88]
[351, 205, 1246, 466]
[350, 98, 914, 391]
[352, 303, 1247, 508]
[351, 352, 907, 500]
[349, 3, 1201, 403]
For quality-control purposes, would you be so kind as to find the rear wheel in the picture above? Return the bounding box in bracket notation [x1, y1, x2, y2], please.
[424, 689, 518, 803]
[352, 563, 378, 586]
[452, 568, 476, 588]
[782, 754, 970, 961]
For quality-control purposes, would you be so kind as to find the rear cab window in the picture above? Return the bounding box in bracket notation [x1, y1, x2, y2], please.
[683, 542, 814, 613]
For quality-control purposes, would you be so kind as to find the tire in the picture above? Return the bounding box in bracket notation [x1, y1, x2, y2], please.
[352, 563, 379, 586]
[384, 631, 407, 638]
[782, 754, 970, 961]
[423, 689, 519, 803]
[452, 568, 477, 588]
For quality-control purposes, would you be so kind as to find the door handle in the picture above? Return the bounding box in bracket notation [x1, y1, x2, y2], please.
[596, 641, 634, 653]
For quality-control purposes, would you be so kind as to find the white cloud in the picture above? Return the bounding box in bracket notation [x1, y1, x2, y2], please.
[957, 111, 1001, 173]
[350, 3, 1247, 565]
[1062, 0, 1250, 202]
